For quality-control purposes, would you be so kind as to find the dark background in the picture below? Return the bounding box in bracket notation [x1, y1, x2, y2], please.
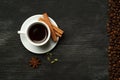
[0, 0, 109, 80]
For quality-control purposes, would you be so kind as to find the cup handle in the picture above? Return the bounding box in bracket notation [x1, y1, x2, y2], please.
[17, 31, 25, 34]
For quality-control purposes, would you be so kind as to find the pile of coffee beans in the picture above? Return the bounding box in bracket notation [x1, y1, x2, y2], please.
[107, 0, 120, 80]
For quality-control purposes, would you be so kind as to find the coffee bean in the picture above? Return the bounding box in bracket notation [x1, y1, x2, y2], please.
[107, 0, 120, 79]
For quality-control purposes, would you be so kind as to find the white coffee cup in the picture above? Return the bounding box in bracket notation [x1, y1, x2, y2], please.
[18, 21, 51, 46]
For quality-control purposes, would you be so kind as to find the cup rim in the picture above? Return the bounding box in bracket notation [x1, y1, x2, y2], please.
[26, 21, 51, 46]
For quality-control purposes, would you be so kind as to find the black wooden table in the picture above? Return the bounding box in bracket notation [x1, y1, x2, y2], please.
[0, 0, 109, 80]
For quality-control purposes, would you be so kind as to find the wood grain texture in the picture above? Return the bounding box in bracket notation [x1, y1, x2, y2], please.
[0, 0, 108, 80]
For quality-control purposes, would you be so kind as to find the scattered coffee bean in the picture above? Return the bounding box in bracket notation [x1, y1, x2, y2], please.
[107, 0, 120, 80]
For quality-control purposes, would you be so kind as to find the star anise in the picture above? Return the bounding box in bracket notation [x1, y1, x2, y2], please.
[29, 57, 40, 68]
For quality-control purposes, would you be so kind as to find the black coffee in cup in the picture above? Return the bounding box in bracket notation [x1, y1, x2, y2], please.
[28, 23, 48, 43]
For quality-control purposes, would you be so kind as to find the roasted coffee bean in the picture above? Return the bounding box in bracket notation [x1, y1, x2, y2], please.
[107, 0, 120, 79]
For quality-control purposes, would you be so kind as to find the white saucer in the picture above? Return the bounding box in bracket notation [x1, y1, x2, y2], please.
[18, 14, 59, 54]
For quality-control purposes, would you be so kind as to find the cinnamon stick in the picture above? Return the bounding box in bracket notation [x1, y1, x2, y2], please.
[39, 18, 63, 36]
[52, 25, 64, 35]
[55, 31, 62, 37]
[43, 13, 57, 42]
